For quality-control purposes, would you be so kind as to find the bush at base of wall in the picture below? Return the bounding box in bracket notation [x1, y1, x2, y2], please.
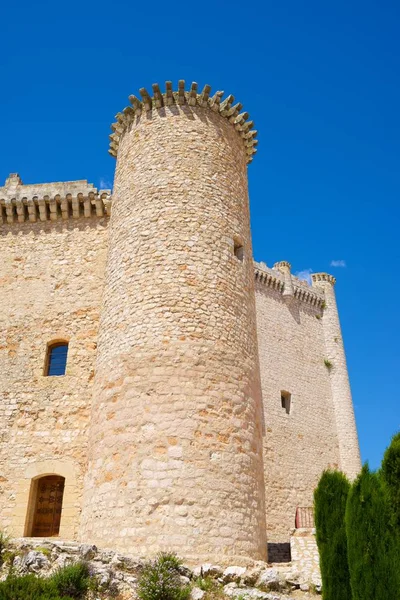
[0, 563, 89, 600]
[314, 469, 351, 600]
[345, 465, 400, 600]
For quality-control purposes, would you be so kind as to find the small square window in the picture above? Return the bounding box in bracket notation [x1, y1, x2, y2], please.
[281, 391, 291, 414]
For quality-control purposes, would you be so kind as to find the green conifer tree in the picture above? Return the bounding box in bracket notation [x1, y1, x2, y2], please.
[381, 431, 400, 528]
[314, 470, 351, 600]
[345, 464, 400, 600]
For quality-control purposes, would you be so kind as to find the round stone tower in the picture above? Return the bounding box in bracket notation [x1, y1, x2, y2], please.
[312, 273, 361, 479]
[80, 81, 267, 563]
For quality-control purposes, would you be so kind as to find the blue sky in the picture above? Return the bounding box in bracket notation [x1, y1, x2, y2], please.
[1, 0, 399, 469]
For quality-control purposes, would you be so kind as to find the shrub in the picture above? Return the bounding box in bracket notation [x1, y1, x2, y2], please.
[137, 552, 190, 600]
[0, 573, 73, 600]
[345, 464, 400, 600]
[381, 431, 400, 527]
[50, 562, 90, 599]
[152, 551, 183, 572]
[0, 532, 10, 566]
[193, 576, 216, 592]
[314, 469, 351, 600]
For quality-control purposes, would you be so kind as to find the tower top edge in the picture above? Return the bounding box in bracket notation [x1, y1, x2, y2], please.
[311, 272, 336, 286]
[109, 80, 258, 164]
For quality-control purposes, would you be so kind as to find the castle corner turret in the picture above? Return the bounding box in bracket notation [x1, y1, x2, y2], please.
[312, 273, 361, 479]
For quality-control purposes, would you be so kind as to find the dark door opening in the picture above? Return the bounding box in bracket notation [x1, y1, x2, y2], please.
[30, 475, 65, 537]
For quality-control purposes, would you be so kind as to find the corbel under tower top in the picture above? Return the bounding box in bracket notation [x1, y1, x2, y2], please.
[108, 80, 258, 163]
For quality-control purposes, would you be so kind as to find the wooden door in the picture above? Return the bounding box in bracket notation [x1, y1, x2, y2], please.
[31, 476, 65, 537]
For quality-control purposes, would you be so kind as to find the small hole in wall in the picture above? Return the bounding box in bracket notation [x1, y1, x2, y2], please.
[281, 391, 291, 415]
[233, 240, 244, 261]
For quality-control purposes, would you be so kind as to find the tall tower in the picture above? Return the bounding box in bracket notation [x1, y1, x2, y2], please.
[312, 273, 361, 479]
[80, 81, 267, 563]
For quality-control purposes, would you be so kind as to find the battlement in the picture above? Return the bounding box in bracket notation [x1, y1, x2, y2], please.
[311, 272, 336, 286]
[109, 80, 258, 163]
[273, 261, 291, 271]
[254, 261, 325, 307]
[0, 174, 111, 224]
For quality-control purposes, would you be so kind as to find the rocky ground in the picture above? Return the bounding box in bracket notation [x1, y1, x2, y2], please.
[0, 539, 321, 599]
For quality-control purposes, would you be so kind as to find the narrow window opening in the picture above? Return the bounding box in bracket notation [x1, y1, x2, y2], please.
[233, 240, 244, 262]
[45, 342, 68, 376]
[281, 391, 291, 414]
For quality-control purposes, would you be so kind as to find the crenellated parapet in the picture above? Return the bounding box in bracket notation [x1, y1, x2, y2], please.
[255, 263, 285, 292]
[109, 80, 258, 163]
[254, 261, 325, 308]
[273, 261, 291, 272]
[311, 273, 336, 286]
[0, 174, 111, 224]
[273, 261, 294, 302]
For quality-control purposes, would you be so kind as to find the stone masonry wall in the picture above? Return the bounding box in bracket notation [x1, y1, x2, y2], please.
[290, 529, 321, 588]
[255, 266, 341, 542]
[311, 274, 361, 480]
[0, 212, 109, 538]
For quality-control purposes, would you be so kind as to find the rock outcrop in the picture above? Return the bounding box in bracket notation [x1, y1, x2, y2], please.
[0, 539, 321, 599]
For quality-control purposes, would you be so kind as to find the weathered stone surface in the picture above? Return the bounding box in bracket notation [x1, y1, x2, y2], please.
[193, 564, 223, 578]
[224, 585, 279, 600]
[241, 562, 265, 585]
[256, 568, 281, 590]
[20, 550, 50, 573]
[79, 543, 97, 560]
[222, 566, 247, 583]
[191, 586, 205, 600]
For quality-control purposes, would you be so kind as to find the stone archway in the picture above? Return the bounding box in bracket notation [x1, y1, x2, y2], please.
[11, 459, 80, 539]
[26, 475, 65, 537]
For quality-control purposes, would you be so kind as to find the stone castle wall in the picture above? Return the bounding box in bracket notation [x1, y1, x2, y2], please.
[254, 263, 342, 541]
[0, 82, 361, 561]
[311, 274, 361, 480]
[0, 179, 361, 554]
[0, 179, 109, 538]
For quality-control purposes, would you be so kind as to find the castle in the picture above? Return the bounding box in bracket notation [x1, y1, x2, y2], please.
[0, 81, 361, 564]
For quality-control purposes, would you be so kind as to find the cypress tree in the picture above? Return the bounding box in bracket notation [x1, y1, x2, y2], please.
[381, 431, 400, 528]
[314, 469, 351, 600]
[345, 464, 400, 600]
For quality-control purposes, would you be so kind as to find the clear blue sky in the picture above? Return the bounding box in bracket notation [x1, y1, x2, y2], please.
[1, 0, 398, 470]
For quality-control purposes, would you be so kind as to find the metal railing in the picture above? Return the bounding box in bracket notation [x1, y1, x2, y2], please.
[295, 506, 315, 528]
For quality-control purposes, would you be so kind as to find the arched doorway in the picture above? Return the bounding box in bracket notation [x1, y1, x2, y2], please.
[27, 475, 65, 537]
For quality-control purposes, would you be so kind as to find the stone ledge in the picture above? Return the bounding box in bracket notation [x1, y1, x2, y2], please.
[0, 174, 111, 224]
[0, 194, 111, 224]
